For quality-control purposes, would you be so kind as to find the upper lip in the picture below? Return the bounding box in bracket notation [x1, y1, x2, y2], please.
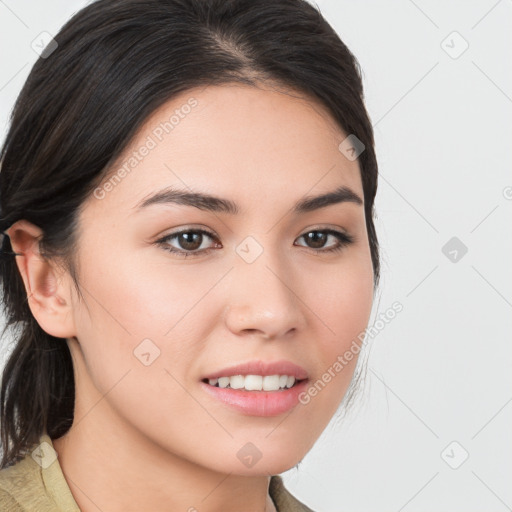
[202, 360, 308, 380]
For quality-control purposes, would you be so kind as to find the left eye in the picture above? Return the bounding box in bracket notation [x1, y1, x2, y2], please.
[156, 228, 354, 257]
[295, 229, 354, 252]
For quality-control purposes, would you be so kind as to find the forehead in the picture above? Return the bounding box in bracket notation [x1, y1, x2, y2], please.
[87, 83, 363, 217]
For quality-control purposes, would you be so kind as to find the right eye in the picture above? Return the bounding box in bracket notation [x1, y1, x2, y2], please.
[155, 228, 221, 258]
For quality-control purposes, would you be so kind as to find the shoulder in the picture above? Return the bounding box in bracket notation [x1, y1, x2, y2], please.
[0, 452, 43, 511]
[0, 486, 25, 511]
[0, 439, 65, 512]
[269, 475, 316, 512]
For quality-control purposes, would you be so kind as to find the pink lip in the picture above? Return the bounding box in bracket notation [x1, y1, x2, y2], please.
[200, 379, 309, 417]
[201, 360, 308, 380]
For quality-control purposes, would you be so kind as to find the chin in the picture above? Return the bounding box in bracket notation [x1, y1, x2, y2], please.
[210, 441, 309, 477]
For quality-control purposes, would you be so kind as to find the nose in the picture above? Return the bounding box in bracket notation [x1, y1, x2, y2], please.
[223, 251, 307, 340]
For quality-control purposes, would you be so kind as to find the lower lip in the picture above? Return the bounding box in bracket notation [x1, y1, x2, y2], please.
[199, 379, 309, 417]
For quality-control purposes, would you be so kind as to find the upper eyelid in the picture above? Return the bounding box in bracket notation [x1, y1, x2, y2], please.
[160, 224, 350, 238]
[157, 226, 352, 245]
[159, 227, 217, 241]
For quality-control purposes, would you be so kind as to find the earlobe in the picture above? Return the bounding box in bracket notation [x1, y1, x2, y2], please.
[5, 219, 77, 339]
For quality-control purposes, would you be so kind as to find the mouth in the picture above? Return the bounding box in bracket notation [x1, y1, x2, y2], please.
[199, 360, 310, 417]
[199, 375, 309, 417]
[201, 374, 306, 391]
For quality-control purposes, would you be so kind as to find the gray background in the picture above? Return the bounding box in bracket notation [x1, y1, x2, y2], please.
[1, 1, 511, 511]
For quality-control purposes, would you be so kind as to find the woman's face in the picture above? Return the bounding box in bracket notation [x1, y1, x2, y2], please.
[66, 83, 374, 474]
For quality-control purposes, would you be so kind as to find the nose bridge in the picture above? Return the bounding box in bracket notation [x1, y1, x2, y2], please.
[224, 235, 305, 338]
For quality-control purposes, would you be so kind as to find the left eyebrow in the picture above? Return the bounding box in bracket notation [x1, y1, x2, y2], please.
[134, 184, 363, 215]
[294, 185, 363, 213]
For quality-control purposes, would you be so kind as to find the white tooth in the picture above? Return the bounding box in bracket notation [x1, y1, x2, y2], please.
[218, 376, 230, 388]
[286, 376, 295, 388]
[263, 375, 280, 391]
[244, 375, 263, 391]
[229, 375, 245, 389]
[279, 375, 288, 388]
[208, 378, 218, 386]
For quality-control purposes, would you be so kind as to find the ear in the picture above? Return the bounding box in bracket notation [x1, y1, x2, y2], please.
[5, 219, 77, 339]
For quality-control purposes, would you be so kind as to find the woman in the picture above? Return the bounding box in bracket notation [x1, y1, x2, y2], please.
[0, 0, 380, 510]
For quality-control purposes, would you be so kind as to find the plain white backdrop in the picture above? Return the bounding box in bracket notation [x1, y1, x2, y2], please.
[1, 1, 511, 511]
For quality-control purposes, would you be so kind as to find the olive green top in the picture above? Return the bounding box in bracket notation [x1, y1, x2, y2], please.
[0, 433, 314, 511]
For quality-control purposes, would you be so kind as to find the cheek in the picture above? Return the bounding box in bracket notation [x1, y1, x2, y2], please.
[71, 249, 223, 387]
[298, 252, 374, 410]
[76, 244, 218, 335]
[302, 248, 374, 345]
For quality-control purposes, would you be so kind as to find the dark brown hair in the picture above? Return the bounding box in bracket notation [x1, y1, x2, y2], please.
[0, 0, 379, 468]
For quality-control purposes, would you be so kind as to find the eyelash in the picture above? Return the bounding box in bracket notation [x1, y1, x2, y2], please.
[155, 227, 355, 258]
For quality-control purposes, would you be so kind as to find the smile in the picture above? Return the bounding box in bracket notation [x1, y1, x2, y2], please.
[205, 374, 298, 391]
[200, 378, 309, 416]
